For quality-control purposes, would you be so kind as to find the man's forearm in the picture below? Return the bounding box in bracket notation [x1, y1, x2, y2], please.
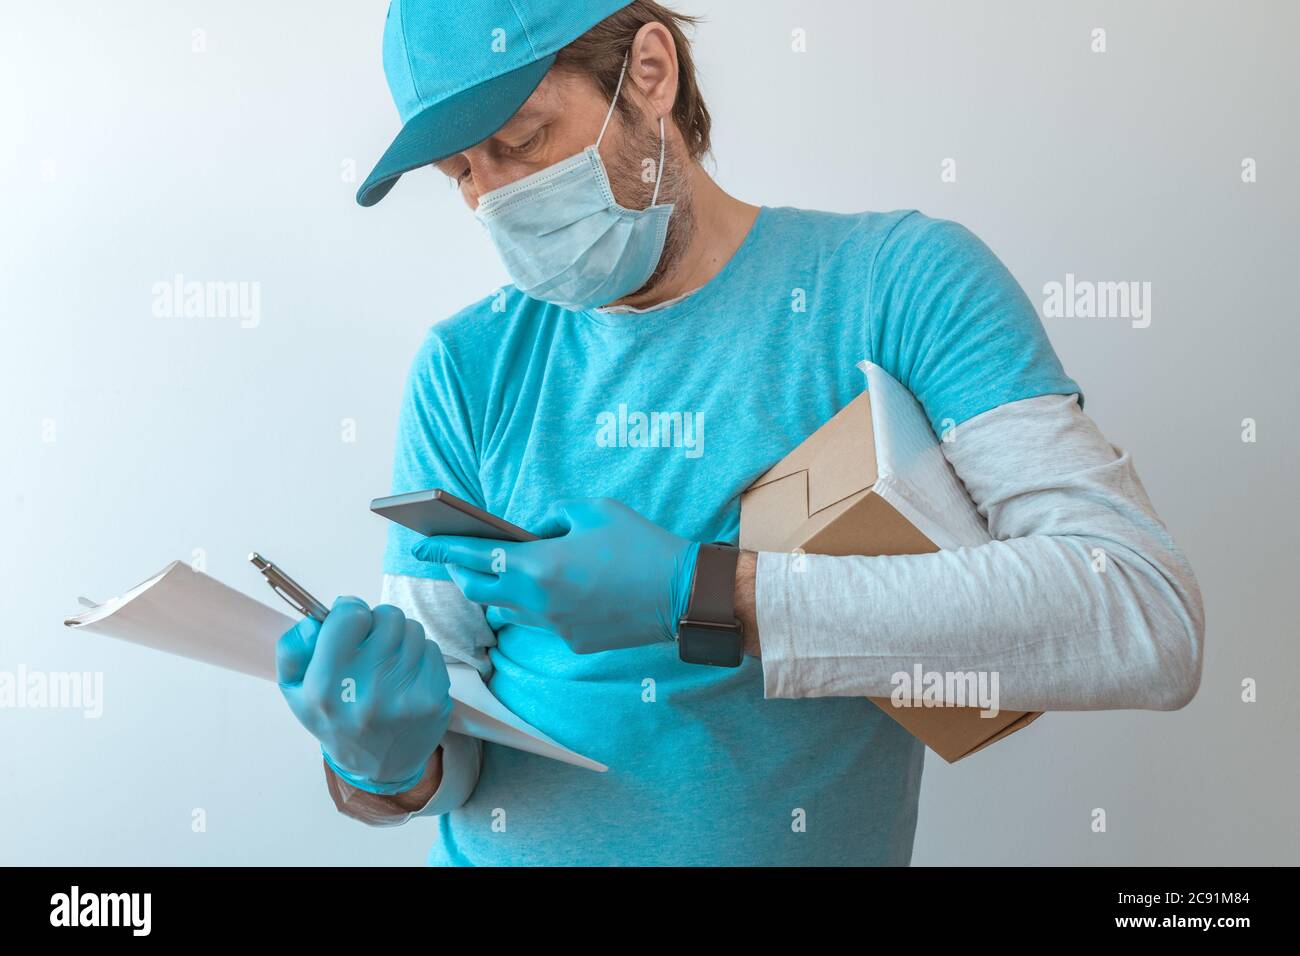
[734, 548, 761, 657]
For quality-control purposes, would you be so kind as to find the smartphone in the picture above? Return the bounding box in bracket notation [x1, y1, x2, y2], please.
[369, 488, 538, 542]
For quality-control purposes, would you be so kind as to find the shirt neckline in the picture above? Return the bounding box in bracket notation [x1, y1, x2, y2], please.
[578, 205, 771, 329]
[595, 285, 701, 314]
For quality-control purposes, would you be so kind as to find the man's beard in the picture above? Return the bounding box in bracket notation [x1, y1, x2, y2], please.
[605, 114, 695, 300]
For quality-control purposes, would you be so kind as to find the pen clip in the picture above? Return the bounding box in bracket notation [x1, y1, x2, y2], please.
[269, 581, 312, 618]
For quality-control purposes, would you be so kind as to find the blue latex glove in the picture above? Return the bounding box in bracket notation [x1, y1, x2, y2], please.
[275, 596, 454, 795]
[411, 497, 700, 654]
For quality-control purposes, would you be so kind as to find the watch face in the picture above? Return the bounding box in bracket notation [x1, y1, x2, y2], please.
[677, 620, 744, 668]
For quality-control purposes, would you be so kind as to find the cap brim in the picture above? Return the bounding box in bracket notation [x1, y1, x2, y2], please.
[356, 54, 556, 207]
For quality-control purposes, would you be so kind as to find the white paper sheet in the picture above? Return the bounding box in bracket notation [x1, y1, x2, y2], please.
[64, 561, 606, 772]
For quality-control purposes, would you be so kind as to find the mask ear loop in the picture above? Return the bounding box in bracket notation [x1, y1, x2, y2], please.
[650, 115, 665, 207]
[595, 51, 667, 209]
[595, 53, 630, 149]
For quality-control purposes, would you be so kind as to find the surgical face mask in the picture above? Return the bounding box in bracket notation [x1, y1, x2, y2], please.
[473, 55, 674, 311]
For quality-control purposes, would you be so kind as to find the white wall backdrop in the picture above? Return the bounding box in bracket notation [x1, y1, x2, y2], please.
[2, 0, 1296, 865]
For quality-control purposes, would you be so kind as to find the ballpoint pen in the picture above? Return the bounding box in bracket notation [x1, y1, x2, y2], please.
[249, 552, 330, 623]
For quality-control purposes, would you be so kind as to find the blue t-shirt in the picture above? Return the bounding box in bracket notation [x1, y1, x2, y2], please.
[383, 207, 1080, 866]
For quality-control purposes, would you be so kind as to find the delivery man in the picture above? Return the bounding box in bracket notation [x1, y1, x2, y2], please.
[275, 0, 1205, 865]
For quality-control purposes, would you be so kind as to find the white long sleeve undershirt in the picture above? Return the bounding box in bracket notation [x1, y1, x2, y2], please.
[757, 392, 1204, 712]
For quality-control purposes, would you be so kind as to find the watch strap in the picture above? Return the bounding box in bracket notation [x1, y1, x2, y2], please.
[683, 542, 740, 625]
[677, 542, 744, 668]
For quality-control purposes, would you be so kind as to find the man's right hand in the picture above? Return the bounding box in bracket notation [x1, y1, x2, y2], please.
[276, 596, 454, 796]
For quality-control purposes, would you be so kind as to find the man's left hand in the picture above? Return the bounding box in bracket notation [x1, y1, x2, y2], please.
[411, 497, 700, 654]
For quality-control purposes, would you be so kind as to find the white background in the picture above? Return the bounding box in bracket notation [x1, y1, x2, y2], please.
[2, 0, 1296, 864]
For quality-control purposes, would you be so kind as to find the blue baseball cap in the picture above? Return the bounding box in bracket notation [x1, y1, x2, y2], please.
[357, 0, 634, 207]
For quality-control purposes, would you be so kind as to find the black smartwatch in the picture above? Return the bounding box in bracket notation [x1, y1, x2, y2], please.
[675, 542, 745, 667]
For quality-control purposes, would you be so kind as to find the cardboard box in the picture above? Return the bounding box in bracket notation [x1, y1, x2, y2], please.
[740, 361, 1042, 762]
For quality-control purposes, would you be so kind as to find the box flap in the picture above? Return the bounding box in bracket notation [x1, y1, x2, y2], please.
[739, 470, 810, 552]
[959, 711, 1043, 760]
[870, 698, 1040, 763]
[802, 492, 939, 557]
[747, 392, 877, 515]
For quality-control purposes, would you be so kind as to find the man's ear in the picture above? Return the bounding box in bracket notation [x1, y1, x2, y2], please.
[628, 21, 680, 124]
